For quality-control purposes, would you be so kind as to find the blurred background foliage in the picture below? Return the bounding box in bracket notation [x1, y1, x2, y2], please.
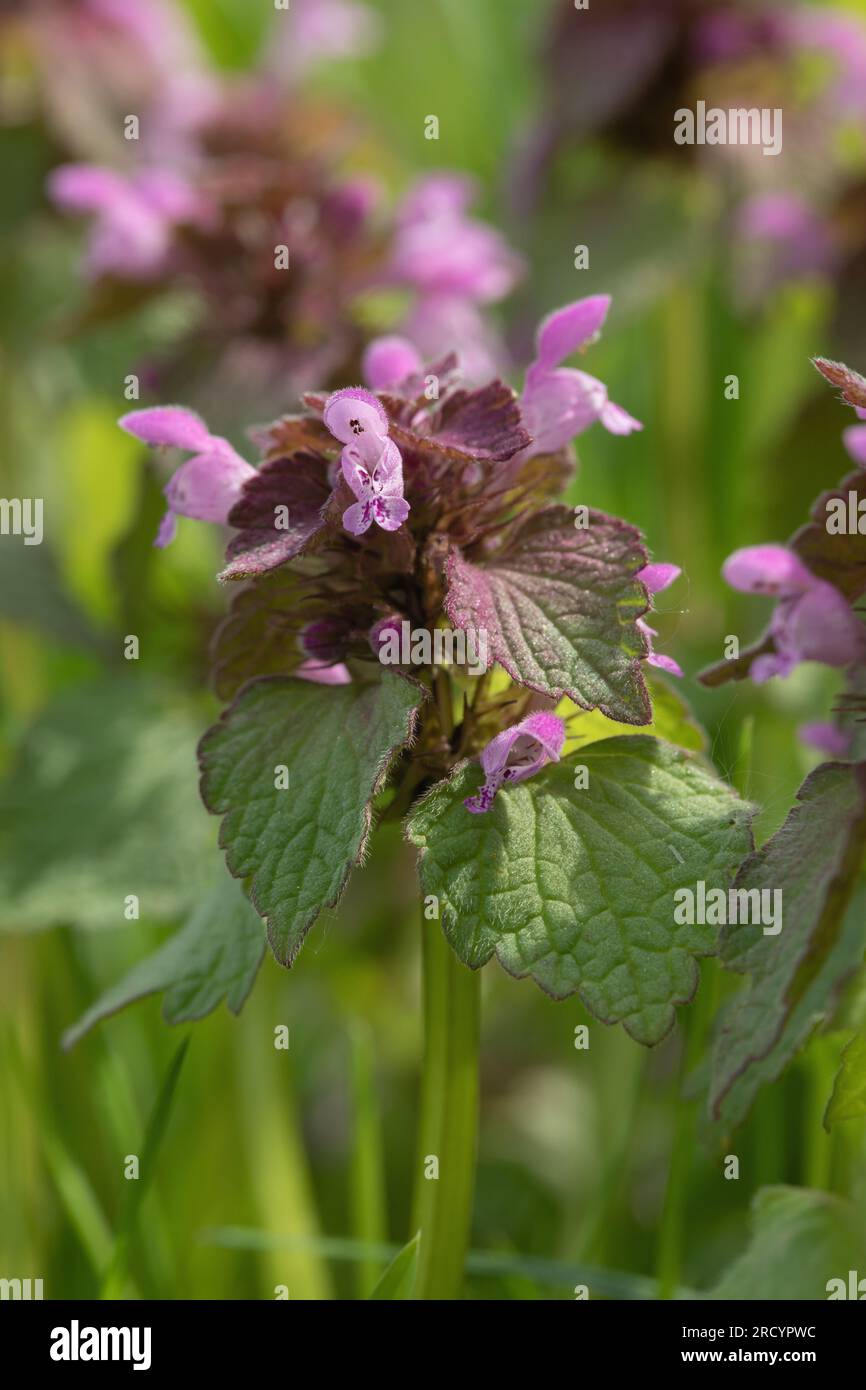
[1, 0, 865, 1301]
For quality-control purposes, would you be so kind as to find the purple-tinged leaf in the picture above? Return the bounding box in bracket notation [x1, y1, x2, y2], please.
[219, 452, 332, 581]
[445, 505, 651, 724]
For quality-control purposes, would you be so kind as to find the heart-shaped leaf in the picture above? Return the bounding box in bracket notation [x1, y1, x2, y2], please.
[200, 674, 422, 964]
[407, 735, 753, 1044]
[445, 506, 651, 724]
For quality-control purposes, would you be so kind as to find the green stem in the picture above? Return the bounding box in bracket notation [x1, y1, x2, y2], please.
[411, 914, 481, 1300]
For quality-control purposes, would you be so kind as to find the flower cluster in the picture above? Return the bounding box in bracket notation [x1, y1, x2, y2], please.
[713, 355, 866, 758]
[722, 545, 864, 682]
[122, 295, 676, 812]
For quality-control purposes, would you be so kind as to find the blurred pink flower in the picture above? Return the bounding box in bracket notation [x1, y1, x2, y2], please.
[723, 544, 865, 680]
[48, 164, 211, 278]
[119, 406, 256, 547]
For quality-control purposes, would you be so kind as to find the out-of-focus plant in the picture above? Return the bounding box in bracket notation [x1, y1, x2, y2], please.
[34, 3, 522, 424]
[697, 354, 866, 1135]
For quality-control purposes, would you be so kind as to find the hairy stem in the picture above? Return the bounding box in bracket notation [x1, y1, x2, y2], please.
[411, 912, 481, 1300]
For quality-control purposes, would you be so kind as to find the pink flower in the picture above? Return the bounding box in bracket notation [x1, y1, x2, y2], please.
[722, 545, 814, 597]
[389, 173, 523, 382]
[48, 163, 210, 279]
[323, 388, 410, 536]
[362, 337, 423, 390]
[799, 722, 852, 759]
[296, 660, 352, 685]
[464, 711, 565, 814]
[737, 193, 834, 278]
[843, 408, 866, 468]
[723, 544, 865, 680]
[391, 173, 521, 302]
[270, 0, 383, 80]
[519, 296, 642, 454]
[119, 406, 256, 547]
[637, 562, 683, 678]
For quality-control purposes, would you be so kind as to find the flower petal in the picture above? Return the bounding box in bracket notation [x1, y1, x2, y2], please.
[164, 451, 257, 524]
[533, 295, 611, 372]
[296, 659, 353, 686]
[342, 500, 374, 535]
[373, 496, 410, 531]
[843, 423, 866, 468]
[119, 405, 214, 452]
[639, 562, 681, 594]
[722, 544, 815, 596]
[798, 722, 852, 758]
[323, 387, 389, 444]
[520, 368, 607, 452]
[600, 398, 643, 435]
[362, 336, 423, 389]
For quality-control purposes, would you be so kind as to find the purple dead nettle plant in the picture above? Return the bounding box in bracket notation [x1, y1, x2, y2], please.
[119, 293, 758, 1297]
[702, 356, 866, 759]
[696, 355, 866, 1138]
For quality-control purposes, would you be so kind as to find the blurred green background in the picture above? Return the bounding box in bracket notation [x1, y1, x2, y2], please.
[1, 0, 865, 1301]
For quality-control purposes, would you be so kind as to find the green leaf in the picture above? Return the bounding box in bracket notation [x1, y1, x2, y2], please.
[709, 763, 866, 1130]
[445, 506, 651, 725]
[368, 1232, 421, 1300]
[199, 674, 423, 965]
[0, 678, 217, 932]
[62, 876, 266, 1049]
[824, 1030, 866, 1130]
[406, 735, 753, 1044]
[710, 1186, 866, 1301]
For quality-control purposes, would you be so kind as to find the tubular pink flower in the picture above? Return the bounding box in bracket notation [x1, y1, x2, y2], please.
[637, 561, 683, 677]
[843, 423, 866, 468]
[48, 163, 210, 280]
[722, 545, 866, 681]
[119, 406, 256, 547]
[324, 387, 410, 536]
[323, 387, 389, 444]
[362, 337, 423, 390]
[799, 722, 852, 759]
[722, 545, 814, 597]
[341, 437, 409, 536]
[464, 711, 565, 815]
[296, 660, 352, 686]
[519, 297, 642, 453]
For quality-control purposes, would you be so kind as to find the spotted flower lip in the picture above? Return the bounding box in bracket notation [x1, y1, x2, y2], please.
[341, 435, 410, 536]
[119, 406, 256, 547]
[324, 386, 410, 536]
[519, 295, 642, 454]
[464, 711, 566, 814]
[323, 387, 389, 444]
